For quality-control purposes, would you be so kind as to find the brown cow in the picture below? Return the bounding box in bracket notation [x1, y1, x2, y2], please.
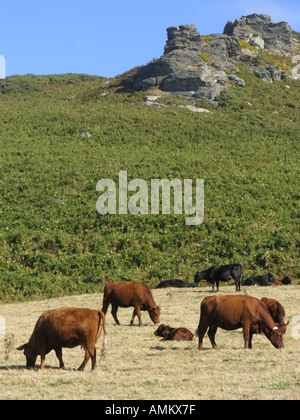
[195, 295, 285, 350]
[261, 297, 289, 333]
[17, 307, 107, 370]
[267, 275, 293, 286]
[154, 324, 194, 341]
[102, 281, 161, 326]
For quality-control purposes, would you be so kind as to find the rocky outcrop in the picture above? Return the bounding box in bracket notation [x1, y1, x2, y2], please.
[223, 14, 292, 52]
[129, 14, 295, 102]
[132, 25, 237, 101]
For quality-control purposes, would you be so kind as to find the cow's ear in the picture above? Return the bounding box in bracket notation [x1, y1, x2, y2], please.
[17, 343, 28, 351]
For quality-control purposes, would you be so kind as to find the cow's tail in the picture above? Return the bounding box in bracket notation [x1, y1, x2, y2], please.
[97, 310, 107, 361]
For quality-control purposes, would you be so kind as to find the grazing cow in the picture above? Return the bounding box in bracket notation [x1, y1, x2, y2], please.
[194, 264, 242, 292]
[154, 324, 194, 341]
[102, 281, 161, 326]
[242, 273, 275, 286]
[195, 295, 285, 350]
[17, 307, 107, 371]
[261, 297, 289, 333]
[155, 279, 198, 289]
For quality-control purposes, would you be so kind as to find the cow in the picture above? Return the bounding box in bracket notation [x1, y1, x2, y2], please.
[242, 273, 275, 286]
[268, 275, 293, 286]
[154, 324, 194, 341]
[155, 279, 198, 289]
[195, 295, 286, 350]
[261, 297, 289, 333]
[102, 281, 161, 326]
[17, 307, 107, 371]
[194, 264, 242, 292]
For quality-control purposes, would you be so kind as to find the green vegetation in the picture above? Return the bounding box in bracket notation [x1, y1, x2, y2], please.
[199, 53, 213, 62]
[0, 66, 299, 302]
[238, 40, 256, 49]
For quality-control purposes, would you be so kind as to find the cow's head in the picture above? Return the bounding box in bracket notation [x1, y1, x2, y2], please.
[194, 271, 204, 283]
[281, 275, 293, 285]
[264, 326, 285, 349]
[17, 343, 38, 367]
[154, 324, 171, 337]
[149, 306, 161, 324]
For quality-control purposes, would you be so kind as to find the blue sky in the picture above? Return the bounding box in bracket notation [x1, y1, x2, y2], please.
[1, 0, 299, 78]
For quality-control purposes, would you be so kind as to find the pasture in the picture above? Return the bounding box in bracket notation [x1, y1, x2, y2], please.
[0, 284, 299, 400]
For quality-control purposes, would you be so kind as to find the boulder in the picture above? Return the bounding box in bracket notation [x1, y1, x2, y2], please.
[249, 64, 286, 83]
[228, 74, 245, 86]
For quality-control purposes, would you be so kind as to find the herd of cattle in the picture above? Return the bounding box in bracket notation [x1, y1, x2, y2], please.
[17, 263, 292, 371]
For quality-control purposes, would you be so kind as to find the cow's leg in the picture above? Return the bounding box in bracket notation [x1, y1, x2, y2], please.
[40, 352, 46, 369]
[216, 279, 220, 292]
[78, 349, 91, 371]
[131, 306, 143, 326]
[54, 347, 65, 369]
[207, 325, 218, 349]
[101, 299, 110, 315]
[233, 275, 240, 292]
[90, 348, 97, 370]
[211, 281, 215, 293]
[196, 320, 209, 350]
[248, 333, 253, 349]
[111, 304, 120, 325]
[39, 346, 46, 369]
[243, 323, 251, 349]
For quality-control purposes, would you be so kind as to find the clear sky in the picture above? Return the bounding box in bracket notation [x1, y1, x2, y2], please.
[1, 0, 299, 78]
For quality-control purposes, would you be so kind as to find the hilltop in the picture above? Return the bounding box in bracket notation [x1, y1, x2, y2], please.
[131, 14, 300, 103]
[0, 14, 299, 302]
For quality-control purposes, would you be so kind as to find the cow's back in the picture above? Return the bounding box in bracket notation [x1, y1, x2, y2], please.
[201, 295, 267, 328]
[34, 308, 102, 348]
[103, 281, 153, 307]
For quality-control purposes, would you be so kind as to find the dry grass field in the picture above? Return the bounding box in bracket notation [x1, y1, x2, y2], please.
[0, 284, 299, 400]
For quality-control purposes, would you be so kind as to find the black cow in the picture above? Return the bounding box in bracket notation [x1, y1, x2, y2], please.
[242, 273, 275, 287]
[194, 264, 243, 292]
[154, 279, 198, 289]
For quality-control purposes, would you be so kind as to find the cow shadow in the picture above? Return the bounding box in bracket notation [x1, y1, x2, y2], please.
[0, 365, 77, 371]
[150, 345, 193, 351]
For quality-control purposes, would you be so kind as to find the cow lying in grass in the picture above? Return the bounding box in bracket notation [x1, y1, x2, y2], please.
[154, 324, 194, 341]
[17, 307, 107, 371]
[155, 279, 198, 289]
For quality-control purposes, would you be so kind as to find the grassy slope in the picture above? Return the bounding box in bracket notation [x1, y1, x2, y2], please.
[0, 67, 299, 302]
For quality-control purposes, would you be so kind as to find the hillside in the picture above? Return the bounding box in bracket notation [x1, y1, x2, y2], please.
[0, 17, 299, 302]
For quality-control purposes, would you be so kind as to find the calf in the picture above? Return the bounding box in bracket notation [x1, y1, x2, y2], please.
[195, 295, 285, 350]
[154, 324, 194, 341]
[242, 273, 275, 286]
[102, 281, 161, 326]
[194, 264, 242, 292]
[155, 279, 198, 289]
[17, 307, 107, 370]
